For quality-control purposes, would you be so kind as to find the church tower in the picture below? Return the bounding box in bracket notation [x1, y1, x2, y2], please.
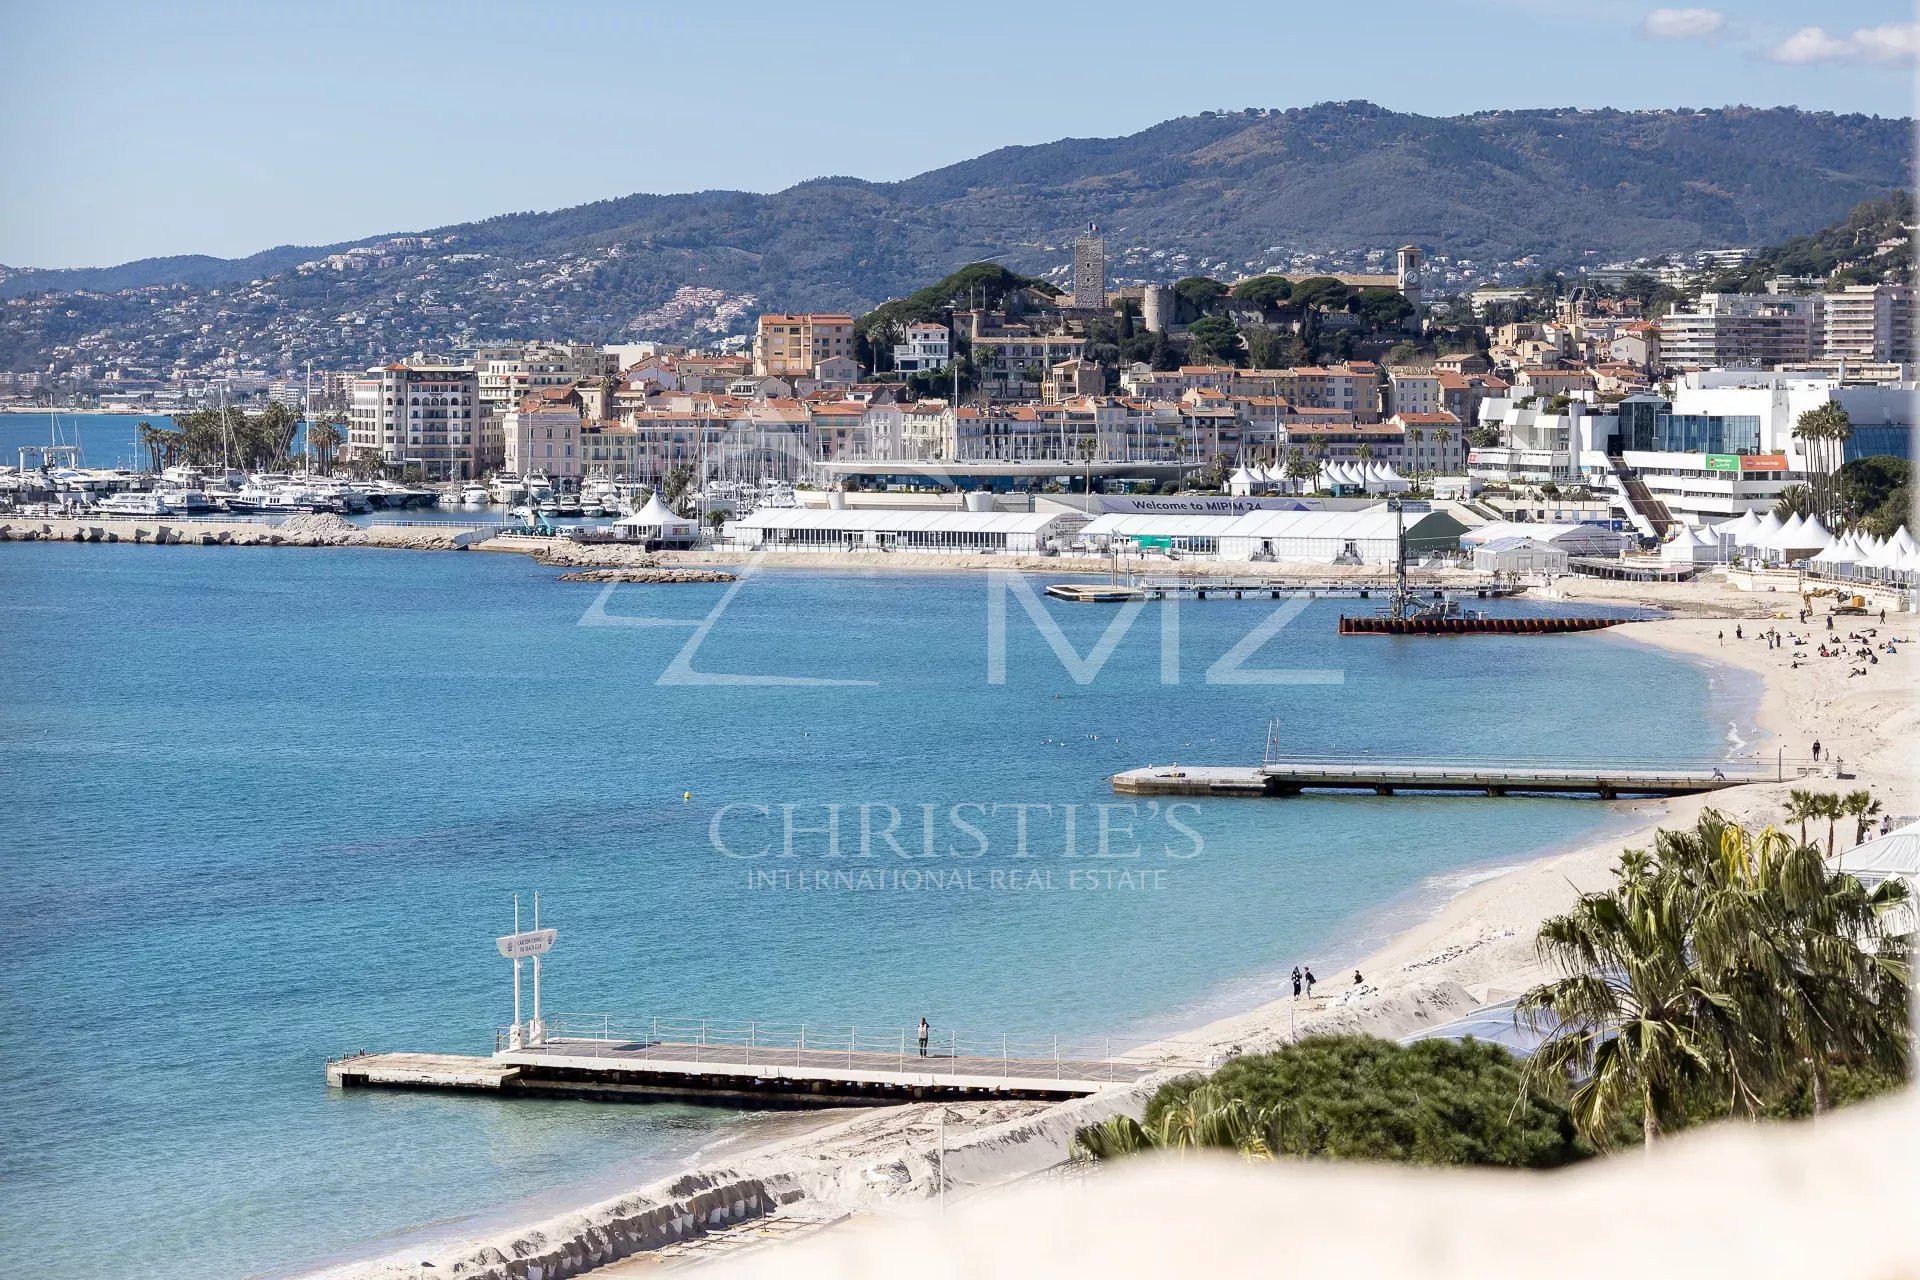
[1397, 244, 1424, 332]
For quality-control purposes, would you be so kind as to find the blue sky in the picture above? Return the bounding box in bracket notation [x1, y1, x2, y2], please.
[0, 0, 1913, 268]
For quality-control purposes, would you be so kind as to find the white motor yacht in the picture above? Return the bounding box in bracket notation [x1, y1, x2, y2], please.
[95, 491, 172, 516]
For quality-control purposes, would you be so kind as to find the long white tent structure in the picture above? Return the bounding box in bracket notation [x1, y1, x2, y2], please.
[1459, 521, 1633, 557]
[1080, 506, 1470, 564]
[734, 507, 1088, 553]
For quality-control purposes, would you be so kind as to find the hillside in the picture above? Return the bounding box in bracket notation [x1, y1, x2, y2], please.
[2, 102, 1911, 375]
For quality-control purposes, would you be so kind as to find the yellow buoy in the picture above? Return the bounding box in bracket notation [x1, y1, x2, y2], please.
[683, 791, 692, 803]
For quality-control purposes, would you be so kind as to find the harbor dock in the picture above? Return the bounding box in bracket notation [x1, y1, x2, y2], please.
[328, 1017, 1207, 1109]
[1112, 754, 1824, 800]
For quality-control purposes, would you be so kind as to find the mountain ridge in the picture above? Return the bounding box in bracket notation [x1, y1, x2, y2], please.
[1, 102, 1911, 372]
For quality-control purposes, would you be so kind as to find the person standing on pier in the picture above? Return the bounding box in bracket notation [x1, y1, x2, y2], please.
[917, 1016, 930, 1057]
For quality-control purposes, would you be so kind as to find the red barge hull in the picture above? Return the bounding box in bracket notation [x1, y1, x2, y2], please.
[1338, 615, 1626, 636]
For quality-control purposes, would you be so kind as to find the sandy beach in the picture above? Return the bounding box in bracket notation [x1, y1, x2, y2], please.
[289, 569, 1917, 1279]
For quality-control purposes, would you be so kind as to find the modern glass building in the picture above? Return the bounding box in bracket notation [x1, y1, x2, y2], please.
[1653, 412, 1762, 455]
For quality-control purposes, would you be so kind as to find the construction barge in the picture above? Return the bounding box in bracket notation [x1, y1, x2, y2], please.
[1339, 613, 1627, 635]
[1340, 501, 1631, 636]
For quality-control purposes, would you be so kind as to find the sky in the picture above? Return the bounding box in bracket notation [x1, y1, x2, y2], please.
[0, 0, 1914, 268]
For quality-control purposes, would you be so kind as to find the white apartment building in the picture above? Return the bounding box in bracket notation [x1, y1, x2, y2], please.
[1822, 284, 1914, 365]
[892, 322, 951, 373]
[1659, 293, 1821, 370]
[348, 361, 481, 480]
[476, 344, 606, 421]
[1467, 398, 1618, 485]
[1385, 368, 1440, 416]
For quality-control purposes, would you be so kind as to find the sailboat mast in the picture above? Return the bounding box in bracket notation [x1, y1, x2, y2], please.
[303, 359, 313, 473]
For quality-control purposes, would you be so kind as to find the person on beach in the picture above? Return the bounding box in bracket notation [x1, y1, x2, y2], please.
[1812, 740, 1821, 763]
[1736, 625, 1743, 640]
[1304, 967, 1317, 996]
[1718, 630, 1724, 645]
[1291, 967, 1302, 998]
[1881, 609, 1887, 624]
[917, 1016, 930, 1057]
[1354, 970, 1364, 985]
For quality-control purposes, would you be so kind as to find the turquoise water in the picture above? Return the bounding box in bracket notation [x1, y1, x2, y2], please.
[0, 543, 1750, 1279]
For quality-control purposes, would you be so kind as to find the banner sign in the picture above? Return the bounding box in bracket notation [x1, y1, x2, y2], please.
[1705, 453, 1787, 473]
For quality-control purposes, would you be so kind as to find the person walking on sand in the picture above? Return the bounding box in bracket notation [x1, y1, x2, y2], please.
[917, 1016, 930, 1057]
[1291, 966, 1302, 998]
[1718, 630, 1724, 646]
[1304, 967, 1317, 997]
[1811, 740, 1821, 763]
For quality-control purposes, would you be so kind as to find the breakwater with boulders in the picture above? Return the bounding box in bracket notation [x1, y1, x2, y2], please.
[0, 513, 487, 551]
[556, 567, 738, 584]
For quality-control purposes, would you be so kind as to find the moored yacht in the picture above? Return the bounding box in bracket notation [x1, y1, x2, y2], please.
[94, 491, 172, 516]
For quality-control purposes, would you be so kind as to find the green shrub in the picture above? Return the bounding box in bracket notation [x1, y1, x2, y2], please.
[1143, 1034, 1588, 1169]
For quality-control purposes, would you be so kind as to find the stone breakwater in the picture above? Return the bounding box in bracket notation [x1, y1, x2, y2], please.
[555, 567, 738, 584]
[0, 514, 487, 551]
[311, 1078, 1157, 1280]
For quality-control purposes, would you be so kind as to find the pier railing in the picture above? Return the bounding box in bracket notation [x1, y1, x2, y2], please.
[497, 1014, 1217, 1083]
[1257, 750, 1831, 782]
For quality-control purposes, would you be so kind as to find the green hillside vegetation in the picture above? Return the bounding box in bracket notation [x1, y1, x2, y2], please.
[1701, 191, 1914, 292]
[1076, 809, 1910, 1170]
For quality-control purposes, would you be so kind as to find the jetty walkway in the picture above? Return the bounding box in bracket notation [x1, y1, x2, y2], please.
[1113, 752, 1835, 800]
[328, 1016, 1212, 1109]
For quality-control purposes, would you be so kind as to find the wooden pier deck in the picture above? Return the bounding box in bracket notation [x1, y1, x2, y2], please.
[1112, 755, 1816, 800]
[327, 1021, 1208, 1109]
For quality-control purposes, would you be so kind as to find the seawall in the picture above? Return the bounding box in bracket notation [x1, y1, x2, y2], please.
[0, 515, 489, 551]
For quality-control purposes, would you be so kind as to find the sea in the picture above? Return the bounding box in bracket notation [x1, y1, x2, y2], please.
[0, 420, 1762, 1280]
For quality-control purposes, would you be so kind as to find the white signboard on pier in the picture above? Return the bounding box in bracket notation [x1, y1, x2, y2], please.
[496, 928, 556, 959]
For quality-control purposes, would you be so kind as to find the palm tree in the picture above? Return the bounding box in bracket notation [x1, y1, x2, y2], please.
[1357, 442, 1375, 462]
[307, 420, 344, 472]
[1792, 403, 1852, 527]
[1072, 1084, 1290, 1163]
[1520, 851, 1741, 1146]
[1784, 789, 1822, 845]
[1666, 817, 1910, 1115]
[1772, 484, 1813, 520]
[1813, 792, 1846, 860]
[1841, 791, 1883, 851]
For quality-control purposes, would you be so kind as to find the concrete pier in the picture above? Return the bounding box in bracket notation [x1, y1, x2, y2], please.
[1112, 756, 1810, 800]
[327, 1027, 1203, 1109]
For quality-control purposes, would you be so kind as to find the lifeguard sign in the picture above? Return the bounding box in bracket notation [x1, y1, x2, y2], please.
[498, 895, 557, 1049]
